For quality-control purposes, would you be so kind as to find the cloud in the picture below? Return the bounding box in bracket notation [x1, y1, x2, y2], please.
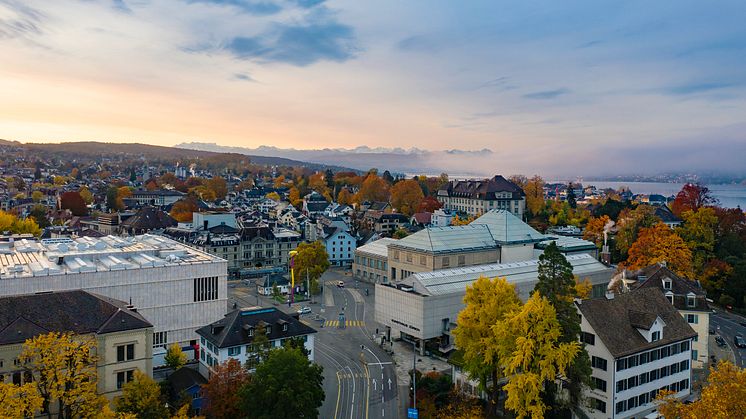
[111, 0, 132, 13]
[289, 0, 324, 8]
[663, 81, 734, 96]
[0, 1, 44, 39]
[224, 17, 355, 66]
[233, 72, 256, 81]
[187, 0, 282, 15]
[522, 88, 570, 100]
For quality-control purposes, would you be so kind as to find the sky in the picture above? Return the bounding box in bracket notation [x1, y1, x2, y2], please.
[1, 0, 746, 176]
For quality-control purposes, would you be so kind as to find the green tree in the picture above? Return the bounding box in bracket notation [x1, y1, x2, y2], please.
[114, 370, 168, 419]
[245, 324, 271, 370]
[566, 184, 577, 209]
[495, 294, 580, 419]
[615, 205, 660, 259]
[239, 347, 324, 419]
[533, 241, 591, 410]
[164, 343, 187, 370]
[29, 205, 50, 229]
[291, 241, 330, 294]
[106, 186, 120, 211]
[678, 207, 718, 274]
[31, 190, 44, 203]
[451, 276, 522, 417]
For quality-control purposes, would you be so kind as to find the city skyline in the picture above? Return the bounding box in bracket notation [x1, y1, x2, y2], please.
[1, 1, 746, 175]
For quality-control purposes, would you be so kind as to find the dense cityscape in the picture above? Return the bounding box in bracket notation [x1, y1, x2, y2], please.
[2, 1, 746, 418]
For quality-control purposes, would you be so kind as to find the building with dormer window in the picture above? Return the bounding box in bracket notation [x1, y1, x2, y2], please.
[575, 288, 697, 419]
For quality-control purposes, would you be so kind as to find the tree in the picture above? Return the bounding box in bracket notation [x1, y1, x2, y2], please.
[524, 176, 545, 216]
[435, 390, 484, 419]
[451, 276, 521, 417]
[533, 241, 590, 409]
[451, 215, 474, 226]
[355, 174, 390, 203]
[508, 174, 528, 189]
[382, 170, 395, 184]
[265, 192, 281, 201]
[202, 358, 249, 419]
[417, 196, 442, 213]
[238, 347, 324, 419]
[204, 177, 228, 201]
[494, 293, 580, 419]
[288, 187, 302, 208]
[235, 178, 255, 191]
[657, 361, 746, 418]
[678, 207, 718, 274]
[670, 183, 717, 217]
[114, 370, 169, 419]
[583, 215, 611, 248]
[246, 323, 272, 370]
[566, 183, 577, 209]
[615, 205, 660, 259]
[391, 179, 424, 216]
[291, 241, 330, 293]
[623, 222, 694, 278]
[106, 187, 121, 211]
[337, 188, 353, 205]
[78, 187, 94, 205]
[0, 382, 44, 419]
[19, 332, 107, 419]
[29, 204, 50, 229]
[324, 169, 335, 189]
[32, 190, 44, 203]
[34, 165, 42, 180]
[170, 198, 198, 223]
[164, 343, 187, 370]
[0, 210, 41, 236]
[393, 228, 409, 239]
[60, 191, 88, 216]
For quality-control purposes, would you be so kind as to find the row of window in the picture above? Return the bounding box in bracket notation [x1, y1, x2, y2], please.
[616, 360, 690, 393]
[616, 340, 690, 371]
[355, 256, 388, 271]
[357, 270, 387, 282]
[615, 380, 689, 414]
[194, 276, 219, 302]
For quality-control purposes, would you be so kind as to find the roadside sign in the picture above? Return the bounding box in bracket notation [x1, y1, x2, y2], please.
[407, 408, 418, 418]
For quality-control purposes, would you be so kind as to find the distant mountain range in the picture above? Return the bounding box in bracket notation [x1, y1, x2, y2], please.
[177, 142, 496, 176]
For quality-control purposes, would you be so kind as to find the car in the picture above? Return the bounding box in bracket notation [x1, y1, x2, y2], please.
[297, 306, 312, 315]
[715, 336, 726, 347]
[337, 281, 345, 288]
[734, 335, 746, 348]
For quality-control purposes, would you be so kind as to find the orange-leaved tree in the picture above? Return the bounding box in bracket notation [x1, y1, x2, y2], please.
[390, 179, 424, 216]
[622, 222, 693, 278]
[202, 358, 250, 419]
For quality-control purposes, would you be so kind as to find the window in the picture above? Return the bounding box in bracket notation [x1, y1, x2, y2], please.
[282, 323, 288, 332]
[406, 253, 412, 262]
[640, 372, 649, 384]
[592, 377, 607, 392]
[687, 295, 696, 307]
[266, 326, 271, 334]
[663, 279, 671, 290]
[652, 331, 661, 342]
[680, 359, 689, 371]
[640, 352, 649, 364]
[228, 347, 241, 356]
[393, 250, 400, 261]
[420, 255, 426, 266]
[194, 276, 219, 302]
[581, 332, 595, 346]
[692, 349, 698, 360]
[248, 327, 254, 337]
[593, 398, 606, 413]
[616, 358, 627, 372]
[116, 370, 135, 389]
[686, 314, 698, 324]
[681, 340, 690, 351]
[442, 257, 450, 267]
[457, 255, 466, 266]
[616, 401, 626, 414]
[153, 331, 168, 348]
[666, 294, 674, 304]
[117, 344, 135, 362]
[616, 380, 625, 393]
[591, 356, 607, 371]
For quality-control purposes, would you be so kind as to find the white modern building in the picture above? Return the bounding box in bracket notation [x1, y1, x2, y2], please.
[576, 288, 697, 419]
[375, 253, 614, 352]
[196, 307, 317, 379]
[0, 235, 227, 349]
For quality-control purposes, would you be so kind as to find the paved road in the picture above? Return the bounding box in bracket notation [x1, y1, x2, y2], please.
[228, 270, 400, 419]
[710, 308, 746, 368]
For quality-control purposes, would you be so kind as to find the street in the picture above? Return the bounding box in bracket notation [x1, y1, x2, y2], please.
[710, 308, 746, 368]
[228, 268, 400, 419]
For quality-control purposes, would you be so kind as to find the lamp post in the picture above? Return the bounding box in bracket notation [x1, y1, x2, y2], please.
[289, 250, 298, 304]
[412, 340, 417, 411]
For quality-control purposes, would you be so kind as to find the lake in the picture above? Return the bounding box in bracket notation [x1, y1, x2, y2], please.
[580, 181, 746, 209]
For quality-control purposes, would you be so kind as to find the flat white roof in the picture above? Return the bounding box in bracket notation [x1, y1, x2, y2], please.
[0, 234, 224, 279]
[356, 238, 398, 258]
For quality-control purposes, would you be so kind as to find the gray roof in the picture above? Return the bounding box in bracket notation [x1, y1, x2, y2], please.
[629, 264, 709, 312]
[471, 209, 546, 244]
[408, 253, 613, 297]
[0, 290, 152, 345]
[390, 224, 496, 254]
[576, 287, 698, 358]
[537, 235, 597, 252]
[196, 307, 316, 349]
[356, 238, 398, 258]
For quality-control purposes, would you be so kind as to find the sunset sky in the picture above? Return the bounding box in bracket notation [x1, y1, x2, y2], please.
[1, 1, 745, 174]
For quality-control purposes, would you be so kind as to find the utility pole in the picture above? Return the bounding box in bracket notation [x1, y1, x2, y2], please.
[307, 268, 310, 303]
[412, 340, 417, 411]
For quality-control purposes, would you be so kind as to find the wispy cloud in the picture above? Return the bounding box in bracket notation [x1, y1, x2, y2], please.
[523, 88, 570, 100]
[233, 72, 256, 81]
[187, 0, 282, 15]
[0, 1, 44, 39]
[663, 81, 734, 96]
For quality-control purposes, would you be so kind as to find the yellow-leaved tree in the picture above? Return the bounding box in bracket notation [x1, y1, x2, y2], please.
[0, 382, 44, 419]
[622, 222, 694, 278]
[657, 360, 746, 418]
[19, 332, 107, 419]
[451, 276, 521, 417]
[494, 293, 580, 419]
[114, 370, 169, 418]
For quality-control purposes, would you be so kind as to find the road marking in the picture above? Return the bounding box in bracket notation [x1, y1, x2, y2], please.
[347, 366, 355, 419]
[388, 377, 392, 390]
[365, 361, 370, 419]
[324, 320, 366, 327]
[334, 371, 341, 419]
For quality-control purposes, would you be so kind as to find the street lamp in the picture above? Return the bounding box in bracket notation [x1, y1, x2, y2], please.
[289, 250, 298, 304]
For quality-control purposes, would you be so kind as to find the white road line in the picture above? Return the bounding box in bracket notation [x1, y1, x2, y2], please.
[347, 366, 355, 419]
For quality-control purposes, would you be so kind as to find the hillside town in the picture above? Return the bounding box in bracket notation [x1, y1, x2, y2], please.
[0, 139, 744, 419]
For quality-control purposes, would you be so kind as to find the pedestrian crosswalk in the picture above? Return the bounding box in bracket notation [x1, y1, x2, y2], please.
[324, 320, 365, 327]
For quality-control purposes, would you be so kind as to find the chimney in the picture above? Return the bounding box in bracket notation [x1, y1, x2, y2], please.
[57, 256, 64, 265]
[203, 220, 209, 231]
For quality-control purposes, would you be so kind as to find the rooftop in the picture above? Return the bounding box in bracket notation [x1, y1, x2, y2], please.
[537, 235, 598, 251]
[356, 238, 398, 258]
[390, 224, 496, 254]
[470, 209, 546, 244]
[0, 234, 224, 280]
[196, 307, 316, 348]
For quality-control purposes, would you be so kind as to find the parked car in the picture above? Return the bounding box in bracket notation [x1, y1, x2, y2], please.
[715, 336, 726, 347]
[297, 306, 312, 315]
[734, 335, 746, 348]
[337, 281, 345, 288]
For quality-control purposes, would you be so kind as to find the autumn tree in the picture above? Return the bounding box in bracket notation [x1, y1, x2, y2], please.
[204, 177, 228, 201]
[678, 207, 718, 274]
[533, 241, 590, 409]
[614, 205, 660, 259]
[452, 277, 521, 416]
[165, 343, 187, 370]
[670, 183, 717, 218]
[201, 358, 249, 419]
[291, 241, 330, 295]
[265, 192, 281, 201]
[170, 198, 198, 223]
[337, 188, 353, 205]
[657, 360, 746, 418]
[106, 187, 121, 211]
[29, 205, 50, 230]
[417, 196, 442, 213]
[60, 191, 88, 216]
[355, 174, 390, 203]
[435, 390, 484, 419]
[495, 293, 580, 419]
[0, 210, 42, 236]
[451, 215, 474, 225]
[583, 215, 611, 248]
[288, 187, 302, 208]
[78, 187, 94, 205]
[0, 382, 44, 419]
[391, 179, 424, 216]
[20, 332, 107, 419]
[508, 174, 528, 189]
[235, 178, 255, 191]
[32, 190, 44, 203]
[524, 175, 545, 216]
[238, 347, 324, 419]
[623, 222, 694, 278]
[114, 370, 169, 419]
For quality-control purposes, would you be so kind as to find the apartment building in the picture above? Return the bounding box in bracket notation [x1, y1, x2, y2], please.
[576, 288, 696, 419]
[437, 175, 525, 217]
